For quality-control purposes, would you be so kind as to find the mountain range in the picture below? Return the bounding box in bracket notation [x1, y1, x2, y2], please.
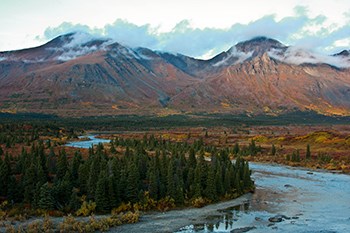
[0, 32, 349, 116]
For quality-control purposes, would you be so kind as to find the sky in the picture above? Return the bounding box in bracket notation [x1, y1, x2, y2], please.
[0, 0, 350, 58]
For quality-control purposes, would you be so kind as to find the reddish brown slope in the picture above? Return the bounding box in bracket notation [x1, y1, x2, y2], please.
[169, 53, 350, 115]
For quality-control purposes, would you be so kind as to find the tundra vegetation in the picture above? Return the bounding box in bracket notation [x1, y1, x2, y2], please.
[0, 123, 254, 232]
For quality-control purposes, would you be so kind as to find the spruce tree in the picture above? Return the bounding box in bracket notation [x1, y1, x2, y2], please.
[38, 182, 54, 210]
[167, 159, 176, 199]
[56, 149, 68, 180]
[148, 167, 159, 200]
[108, 175, 119, 207]
[271, 144, 276, 156]
[205, 165, 217, 201]
[193, 164, 202, 198]
[23, 163, 36, 203]
[95, 170, 109, 212]
[233, 142, 240, 155]
[126, 162, 139, 203]
[69, 188, 81, 212]
[215, 163, 224, 196]
[306, 144, 311, 159]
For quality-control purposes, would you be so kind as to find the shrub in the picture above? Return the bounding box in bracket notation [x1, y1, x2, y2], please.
[27, 220, 42, 233]
[42, 215, 54, 233]
[111, 202, 132, 215]
[191, 197, 210, 208]
[156, 196, 175, 212]
[120, 211, 140, 224]
[75, 200, 96, 217]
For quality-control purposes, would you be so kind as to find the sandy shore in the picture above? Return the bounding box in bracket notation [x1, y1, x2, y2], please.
[109, 194, 252, 233]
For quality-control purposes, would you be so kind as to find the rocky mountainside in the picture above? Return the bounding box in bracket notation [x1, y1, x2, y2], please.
[0, 34, 349, 116]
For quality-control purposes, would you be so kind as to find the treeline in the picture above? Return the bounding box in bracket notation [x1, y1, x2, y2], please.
[0, 135, 254, 214]
[2, 110, 349, 131]
[0, 123, 79, 149]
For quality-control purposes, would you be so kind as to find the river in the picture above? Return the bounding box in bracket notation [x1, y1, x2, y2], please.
[177, 163, 350, 233]
[64, 135, 111, 148]
[64, 139, 350, 232]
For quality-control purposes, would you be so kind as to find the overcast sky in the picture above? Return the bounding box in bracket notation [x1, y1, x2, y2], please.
[0, 0, 349, 58]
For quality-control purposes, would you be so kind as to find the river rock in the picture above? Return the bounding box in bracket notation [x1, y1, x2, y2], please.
[230, 226, 256, 233]
[268, 215, 290, 222]
[307, 171, 314, 175]
[269, 216, 283, 222]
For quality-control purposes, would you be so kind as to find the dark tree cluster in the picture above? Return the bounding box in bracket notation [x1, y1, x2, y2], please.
[0, 134, 254, 214]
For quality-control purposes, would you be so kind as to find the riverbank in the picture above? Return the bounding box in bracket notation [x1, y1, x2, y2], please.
[244, 154, 350, 174]
[1, 162, 349, 233]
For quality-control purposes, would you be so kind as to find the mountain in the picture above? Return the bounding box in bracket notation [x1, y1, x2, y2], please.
[0, 33, 349, 116]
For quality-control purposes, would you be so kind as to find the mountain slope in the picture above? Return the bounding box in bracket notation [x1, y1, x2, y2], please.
[0, 34, 349, 116]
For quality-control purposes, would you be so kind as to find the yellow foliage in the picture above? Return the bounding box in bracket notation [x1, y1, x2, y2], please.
[221, 102, 230, 108]
[120, 211, 140, 224]
[111, 202, 132, 215]
[252, 135, 268, 143]
[191, 197, 210, 208]
[156, 196, 175, 212]
[75, 199, 96, 217]
[315, 135, 329, 143]
[345, 138, 350, 146]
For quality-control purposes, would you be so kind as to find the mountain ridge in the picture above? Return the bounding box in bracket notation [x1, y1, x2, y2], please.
[0, 33, 349, 116]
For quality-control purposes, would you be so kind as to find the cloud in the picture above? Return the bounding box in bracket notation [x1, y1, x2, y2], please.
[213, 47, 253, 67]
[38, 6, 350, 60]
[268, 47, 350, 68]
[48, 32, 112, 61]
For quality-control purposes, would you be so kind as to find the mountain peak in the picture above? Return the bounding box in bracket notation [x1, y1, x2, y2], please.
[333, 50, 350, 57]
[235, 36, 287, 56]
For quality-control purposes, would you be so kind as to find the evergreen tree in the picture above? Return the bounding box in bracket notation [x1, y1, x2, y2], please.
[243, 161, 252, 189]
[271, 144, 276, 156]
[188, 147, 196, 168]
[108, 175, 119, 207]
[71, 152, 82, 187]
[0, 154, 11, 196]
[87, 157, 100, 198]
[53, 171, 73, 207]
[148, 166, 159, 200]
[126, 162, 139, 203]
[205, 165, 217, 201]
[95, 170, 109, 212]
[306, 144, 311, 159]
[38, 183, 54, 210]
[167, 159, 176, 199]
[56, 149, 68, 180]
[215, 163, 224, 196]
[23, 163, 36, 203]
[233, 142, 240, 155]
[69, 188, 81, 212]
[193, 164, 202, 198]
[47, 147, 57, 174]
